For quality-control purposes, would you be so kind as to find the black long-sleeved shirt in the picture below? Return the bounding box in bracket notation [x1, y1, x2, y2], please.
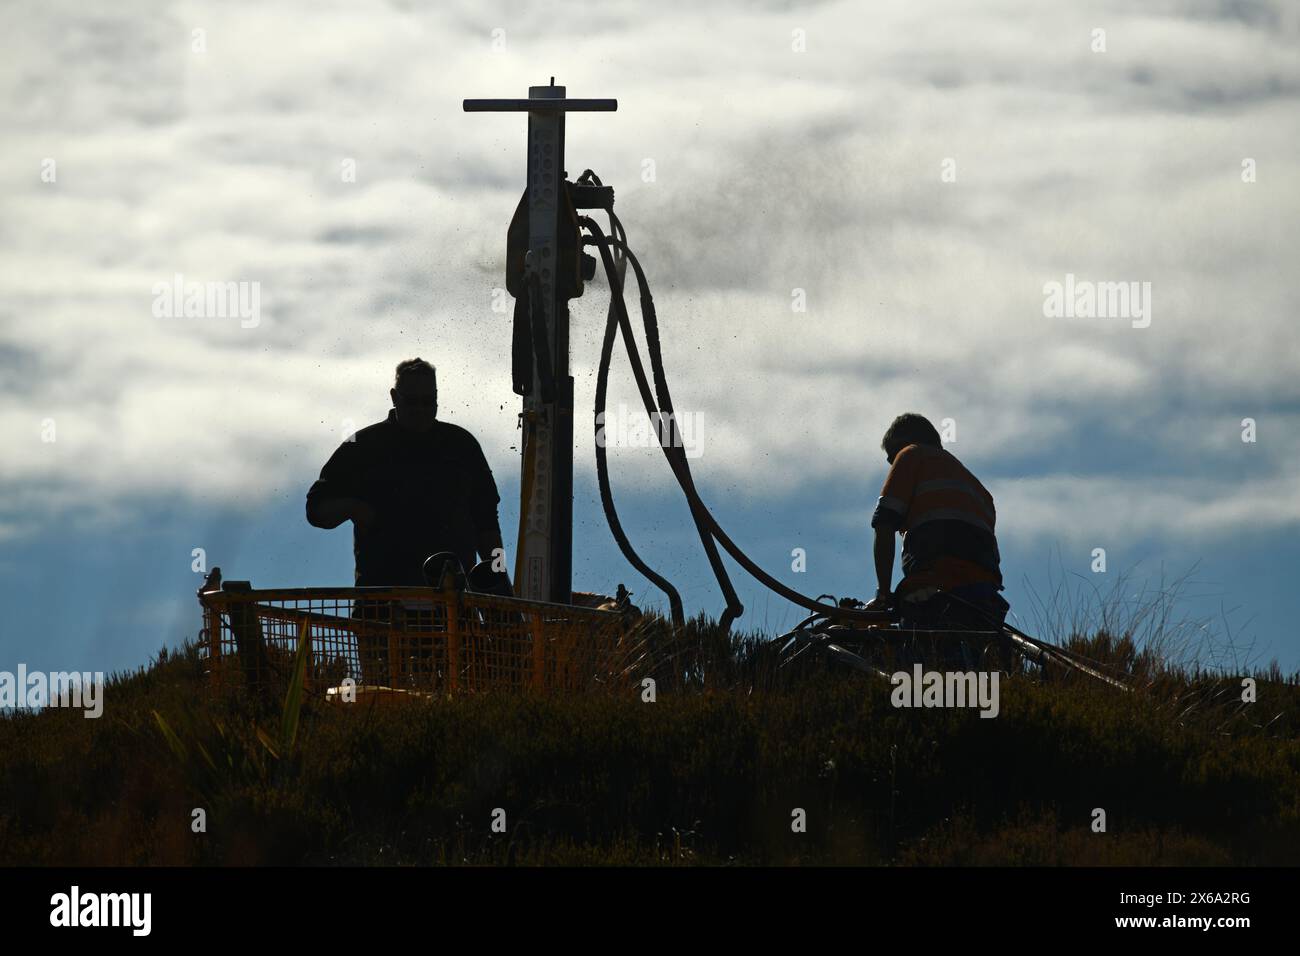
[306, 410, 502, 586]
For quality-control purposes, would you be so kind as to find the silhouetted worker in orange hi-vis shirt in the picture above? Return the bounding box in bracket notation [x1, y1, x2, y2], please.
[863, 413, 1009, 629]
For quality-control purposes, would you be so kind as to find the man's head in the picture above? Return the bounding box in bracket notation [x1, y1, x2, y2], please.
[881, 413, 942, 465]
[391, 357, 437, 432]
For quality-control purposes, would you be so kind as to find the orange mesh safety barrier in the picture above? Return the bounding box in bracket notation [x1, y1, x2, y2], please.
[198, 581, 633, 701]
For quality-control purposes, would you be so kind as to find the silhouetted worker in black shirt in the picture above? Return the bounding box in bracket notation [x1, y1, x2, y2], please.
[306, 357, 506, 586]
[306, 358, 508, 685]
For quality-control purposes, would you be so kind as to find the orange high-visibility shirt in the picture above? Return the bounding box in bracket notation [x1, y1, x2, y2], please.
[871, 443, 1002, 596]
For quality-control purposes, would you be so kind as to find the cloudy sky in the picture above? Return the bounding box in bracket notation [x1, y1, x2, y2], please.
[2, 0, 1298, 677]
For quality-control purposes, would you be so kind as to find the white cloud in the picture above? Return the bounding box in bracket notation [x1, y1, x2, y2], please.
[1, 0, 1298, 547]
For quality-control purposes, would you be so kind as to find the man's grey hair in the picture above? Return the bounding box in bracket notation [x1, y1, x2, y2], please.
[395, 357, 436, 387]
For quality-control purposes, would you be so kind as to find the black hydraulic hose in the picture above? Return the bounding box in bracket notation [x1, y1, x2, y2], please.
[602, 229, 749, 633]
[594, 207, 738, 629]
[582, 218, 896, 626]
[593, 199, 687, 627]
[622, 273, 745, 634]
[583, 217, 744, 633]
[588, 219, 839, 621]
[593, 236, 686, 629]
[603, 224, 760, 589]
[609, 211, 672, 419]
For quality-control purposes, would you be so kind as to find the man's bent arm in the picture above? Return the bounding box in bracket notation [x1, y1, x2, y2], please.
[307, 495, 365, 530]
[306, 438, 365, 530]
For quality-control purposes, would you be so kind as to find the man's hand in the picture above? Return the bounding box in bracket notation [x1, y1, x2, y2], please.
[863, 593, 892, 614]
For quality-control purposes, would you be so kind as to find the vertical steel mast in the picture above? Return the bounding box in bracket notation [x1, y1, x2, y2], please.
[464, 79, 616, 605]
